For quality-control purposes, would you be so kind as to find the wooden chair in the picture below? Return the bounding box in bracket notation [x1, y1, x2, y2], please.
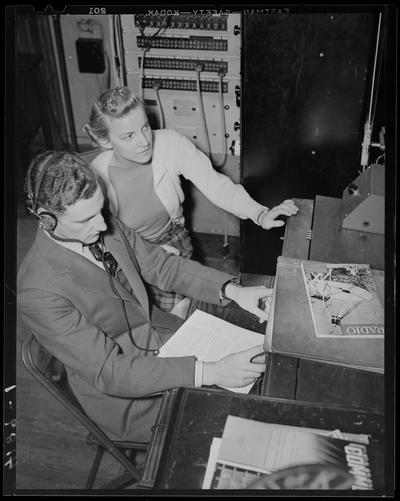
[21, 331, 148, 489]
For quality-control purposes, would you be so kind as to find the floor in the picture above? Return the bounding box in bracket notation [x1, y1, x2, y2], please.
[14, 200, 239, 491]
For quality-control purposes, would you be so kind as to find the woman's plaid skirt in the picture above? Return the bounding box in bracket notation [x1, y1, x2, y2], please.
[146, 223, 194, 312]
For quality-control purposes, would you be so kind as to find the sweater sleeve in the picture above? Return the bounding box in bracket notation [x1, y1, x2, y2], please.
[171, 131, 265, 223]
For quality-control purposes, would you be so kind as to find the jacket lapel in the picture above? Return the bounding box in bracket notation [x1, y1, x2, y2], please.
[36, 229, 148, 312]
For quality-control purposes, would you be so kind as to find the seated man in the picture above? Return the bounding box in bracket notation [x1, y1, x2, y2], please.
[17, 151, 271, 443]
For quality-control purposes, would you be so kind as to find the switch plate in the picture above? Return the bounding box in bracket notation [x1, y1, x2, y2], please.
[75, 38, 105, 74]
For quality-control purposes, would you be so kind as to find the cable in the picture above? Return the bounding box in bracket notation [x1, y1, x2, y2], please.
[153, 81, 165, 129]
[137, 15, 169, 104]
[367, 13, 383, 129]
[111, 15, 121, 82]
[195, 65, 228, 168]
[361, 12, 384, 171]
[195, 64, 211, 157]
[113, 15, 127, 86]
[98, 235, 159, 356]
[139, 47, 149, 100]
[222, 212, 229, 259]
[212, 69, 228, 168]
[48, 232, 86, 244]
[139, 15, 169, 41]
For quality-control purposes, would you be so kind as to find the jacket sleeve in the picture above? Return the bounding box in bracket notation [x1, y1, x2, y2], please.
[171, 131, 265, 223]
[116, 218, 234, 306]
[18, 286, 196, 398]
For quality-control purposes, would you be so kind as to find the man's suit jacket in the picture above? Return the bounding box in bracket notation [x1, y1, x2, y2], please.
[17, 215, 233, 442]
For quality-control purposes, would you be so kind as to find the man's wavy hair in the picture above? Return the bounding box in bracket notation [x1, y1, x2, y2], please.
[25, 150, 99, 214]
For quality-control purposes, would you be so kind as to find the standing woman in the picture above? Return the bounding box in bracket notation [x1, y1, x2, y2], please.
[83, 87, 298, 313]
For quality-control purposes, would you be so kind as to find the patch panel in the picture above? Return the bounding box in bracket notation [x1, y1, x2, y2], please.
[119, 13, 241, 159]
[142, 77, 228, 93]
[134, 13, 229, 31]
[136, 35, 228, 51]
[139, 57, 228, 73]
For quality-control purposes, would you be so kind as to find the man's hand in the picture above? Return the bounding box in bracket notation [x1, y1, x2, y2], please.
[203, 345, 265, 388]
[224, 284, 272, 323]
[259, 199, 299, 229]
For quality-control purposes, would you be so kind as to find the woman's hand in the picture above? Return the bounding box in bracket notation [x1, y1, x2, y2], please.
[203, 345, 265, 388]
[224, 283, 272, 323]
[258, 199, 299, 229]
[160, 244, 181, 256]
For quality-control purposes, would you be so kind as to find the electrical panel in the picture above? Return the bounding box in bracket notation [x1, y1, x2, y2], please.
[119, 13, 241, 157]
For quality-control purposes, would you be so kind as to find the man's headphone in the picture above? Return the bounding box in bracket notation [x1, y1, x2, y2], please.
[26, 154, 60, 232]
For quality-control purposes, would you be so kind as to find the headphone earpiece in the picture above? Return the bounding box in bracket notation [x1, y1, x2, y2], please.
[25, 153, 59, 232]
[38, 212, 57, 231]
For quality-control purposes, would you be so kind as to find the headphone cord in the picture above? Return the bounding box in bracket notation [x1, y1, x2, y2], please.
[46, 229, 159, 355]
[98, 238, 159, 356]
[48, 231, 88, 244]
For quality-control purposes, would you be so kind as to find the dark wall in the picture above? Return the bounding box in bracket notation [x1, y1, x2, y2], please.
[240, 12, 378, 274]
[15, 15, 71, 196]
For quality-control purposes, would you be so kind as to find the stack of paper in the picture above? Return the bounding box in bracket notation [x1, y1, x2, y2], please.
[158, 309, 265, 393]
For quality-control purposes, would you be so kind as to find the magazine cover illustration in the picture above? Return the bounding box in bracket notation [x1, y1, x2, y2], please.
[203, 416, 380, 490]
[301, 262, 384, 338]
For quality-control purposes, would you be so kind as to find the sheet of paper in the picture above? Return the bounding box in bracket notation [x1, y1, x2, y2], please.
[264, 277, 276, 351]
[219, 416, 333, 473]
[158, 309, 265, 393]
[202, 438, 222, 489]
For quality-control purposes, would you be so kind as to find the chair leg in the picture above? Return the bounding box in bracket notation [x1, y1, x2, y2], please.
[85, 445, 105, 489]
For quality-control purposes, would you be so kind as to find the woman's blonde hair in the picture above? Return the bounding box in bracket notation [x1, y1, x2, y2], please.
[82, 87, 145, 147]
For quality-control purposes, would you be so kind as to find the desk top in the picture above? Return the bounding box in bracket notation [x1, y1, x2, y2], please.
[146, 388, 384, 490]
[139, 272, 385, 489]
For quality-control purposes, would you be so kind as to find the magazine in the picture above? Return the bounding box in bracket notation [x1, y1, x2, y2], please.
[203, 416, 381, 490]
[301, 262, 384, 338]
